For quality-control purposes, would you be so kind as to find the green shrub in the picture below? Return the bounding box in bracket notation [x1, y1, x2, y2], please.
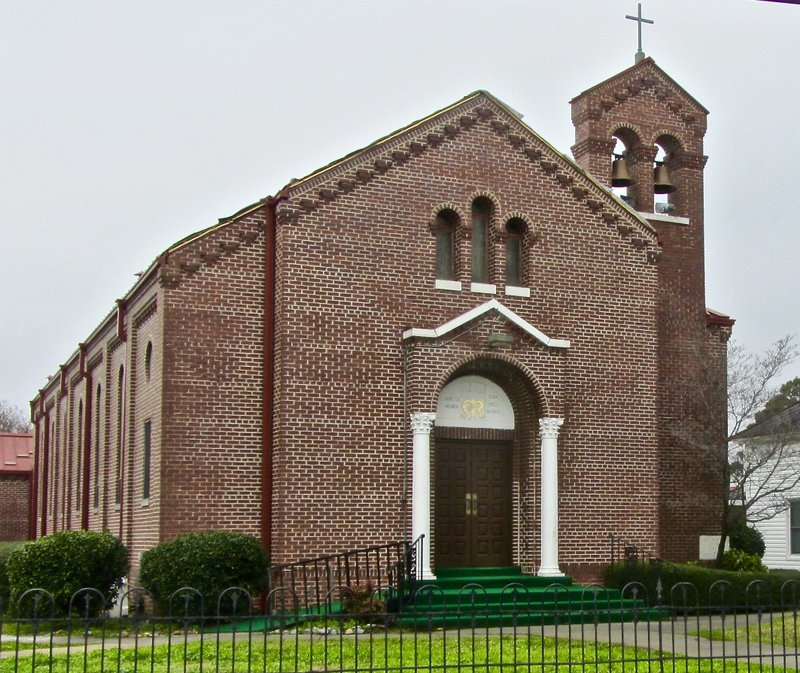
[604, 561, 800, 608]
[721, 549, 767, 573]
[139, 531, 269, 616]
[0, 541, 27, 614]
[5, 531, 127, 617]
[729, 520, 766, 558]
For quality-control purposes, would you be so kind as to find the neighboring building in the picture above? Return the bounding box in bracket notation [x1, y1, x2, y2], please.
[0, 433, 34, 541]
[30, 57, 732, 584]
[737, 403, 800, 570]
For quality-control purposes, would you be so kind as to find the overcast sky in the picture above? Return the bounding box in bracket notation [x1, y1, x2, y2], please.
[2, 0, 799, 415]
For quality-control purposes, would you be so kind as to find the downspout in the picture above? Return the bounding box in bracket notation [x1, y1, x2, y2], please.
[116, 300, 128, 539]
[40, 410, 50, 537]
[118, 365, 126, 539]
[30, 403, 40, 540]
[262, 190, 288, 558]
[80, 344, 92, 531]
[402, 343, 409, 540]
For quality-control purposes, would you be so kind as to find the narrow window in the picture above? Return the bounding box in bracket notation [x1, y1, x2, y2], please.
[93, 384, 101, 509]
[115, 365, 124, 504]
[76, 400, 83, 510]
[505, 218, 526, 287]
[791, 502, 800, 554]
[143, 420, 151, 500]
[435, 210, 457, 280]
[471, 199, 491, 283]
[50, 420, 57, 528]
[144, 341, 153, 382]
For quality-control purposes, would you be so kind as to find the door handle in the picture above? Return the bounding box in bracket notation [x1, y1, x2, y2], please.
[472, 492, 477, 516]
[465, 493, 478, 516]
[465, 493, 472, 516]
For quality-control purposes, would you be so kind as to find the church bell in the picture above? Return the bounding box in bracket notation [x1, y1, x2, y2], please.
[653, 162, 676, 194]
[611, 155, 635, 187]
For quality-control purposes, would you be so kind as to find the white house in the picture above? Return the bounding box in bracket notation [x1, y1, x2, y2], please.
[737, 403, 800, 569]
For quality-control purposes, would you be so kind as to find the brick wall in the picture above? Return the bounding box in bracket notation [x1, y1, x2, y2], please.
[0, 474, 30, 541]
[270, 91, 662, 582]
[570, 58, 725, 563]
[158, 211, 267, 545]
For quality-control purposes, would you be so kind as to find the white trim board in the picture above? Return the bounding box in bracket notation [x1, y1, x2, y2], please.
[402, 298, 570, 349]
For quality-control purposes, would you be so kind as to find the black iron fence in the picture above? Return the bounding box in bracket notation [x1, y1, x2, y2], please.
[1, 580, 800, 671]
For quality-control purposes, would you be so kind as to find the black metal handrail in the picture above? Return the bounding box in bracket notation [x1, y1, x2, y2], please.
[609, 533, 674, 567]
[267, 536, 424, 614]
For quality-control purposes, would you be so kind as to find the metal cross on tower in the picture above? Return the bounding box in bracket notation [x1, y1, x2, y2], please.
[626, 3, 654, 64]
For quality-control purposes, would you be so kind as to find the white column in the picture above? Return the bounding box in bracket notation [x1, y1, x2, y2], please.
[538, 417, 565, 577]
[411, 412, 436, 580]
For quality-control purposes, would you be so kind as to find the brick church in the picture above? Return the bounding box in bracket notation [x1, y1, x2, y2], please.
[30, 57, 732, 583]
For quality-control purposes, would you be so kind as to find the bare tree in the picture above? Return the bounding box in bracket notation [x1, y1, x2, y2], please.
[718, 336, 799, 562]
[675, 336, 799, 565]
[0, 400, 32, 433]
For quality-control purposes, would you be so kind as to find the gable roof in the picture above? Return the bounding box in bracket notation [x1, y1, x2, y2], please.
[402, 299, 570, 349]
[736, 402, 800, 440]
[0, 433, 33, 474]
[571, 57, 708, 118]
[280, 90, 656, 237]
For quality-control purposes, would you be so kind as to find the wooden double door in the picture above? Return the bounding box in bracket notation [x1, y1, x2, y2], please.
[434, 440, 513, 568]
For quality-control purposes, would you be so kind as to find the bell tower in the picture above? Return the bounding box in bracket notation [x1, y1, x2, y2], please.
[570, 59, 728, 563]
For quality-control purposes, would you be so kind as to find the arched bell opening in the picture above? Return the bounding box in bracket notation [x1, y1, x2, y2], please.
[432, 357, 544, 571]
[610, 129, 641, 208]
[653, 134, 683, 216]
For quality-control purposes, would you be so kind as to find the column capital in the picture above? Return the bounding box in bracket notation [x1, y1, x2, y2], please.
[410, 412, 436, 435]
[539, 417, 564, 439]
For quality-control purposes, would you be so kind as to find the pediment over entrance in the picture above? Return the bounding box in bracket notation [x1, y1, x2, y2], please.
[402, 299, 570, 349]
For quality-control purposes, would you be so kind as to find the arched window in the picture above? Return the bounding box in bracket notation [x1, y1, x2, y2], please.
[144, 341, 153, 382]
[93, 384, 101, 509]
[435, 209, 458, 280]
[143, 420, 152, 500]
[471, 199, 492, 283]
[115, 365, 124, 505]
[76, 400, 83, 510]
[505, 218, 526, 287]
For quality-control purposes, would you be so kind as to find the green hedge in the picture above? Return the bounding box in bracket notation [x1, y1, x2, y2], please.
[139, 531, 269, 616]
[729, 519, 766, 558]
[605, 562, 800, 608]
[0, 541, 27, 614]
[5, 531, 127, 617]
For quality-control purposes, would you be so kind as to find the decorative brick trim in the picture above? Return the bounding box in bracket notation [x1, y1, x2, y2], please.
[651, 129, 687, 153]
[428, 202, 467, 227]
[131, 297, 158, 329]
[433, 353, 552, 418]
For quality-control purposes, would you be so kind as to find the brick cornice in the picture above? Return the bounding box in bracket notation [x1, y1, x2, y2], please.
[571, 58, 708, 137]
[668, 151, 708, 171]
[279, 93, 659, 260]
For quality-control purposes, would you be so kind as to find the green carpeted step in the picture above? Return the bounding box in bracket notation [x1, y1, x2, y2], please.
[400, 596, 643, 614]
[415, 575, 573, 590]
[396, 607, 666, 629]
[418, 567, 573, 590]
[396, 568, 655, 629]
[435, 566, 523, 579]
[404, 590, 632, 609]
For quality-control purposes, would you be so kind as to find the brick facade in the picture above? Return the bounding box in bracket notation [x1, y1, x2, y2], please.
[0, 433, 33, 541]
[30, 58, 730, 584]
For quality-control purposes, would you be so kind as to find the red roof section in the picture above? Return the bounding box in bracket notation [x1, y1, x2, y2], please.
[0, 433, 33, 474]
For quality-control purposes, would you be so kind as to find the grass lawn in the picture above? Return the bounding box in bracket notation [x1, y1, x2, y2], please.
[698, 614, 800, 648]
[0, 633, 792, 673]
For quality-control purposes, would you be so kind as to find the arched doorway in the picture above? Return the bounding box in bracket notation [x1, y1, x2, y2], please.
[434, 374, 516, 568]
